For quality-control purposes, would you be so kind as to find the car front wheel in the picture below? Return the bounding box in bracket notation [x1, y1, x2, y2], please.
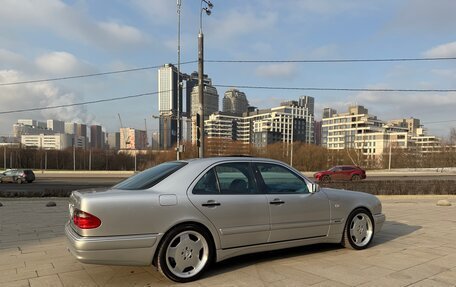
[157, 224, 213, 283]
[351, 174, 361, 181]
[343, 208, 374, 250]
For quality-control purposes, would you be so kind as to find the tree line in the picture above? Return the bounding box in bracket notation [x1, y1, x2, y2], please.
[1, 139, 455, 172]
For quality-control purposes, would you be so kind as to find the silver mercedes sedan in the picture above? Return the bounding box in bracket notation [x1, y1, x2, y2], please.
[65, 157, 385, 282]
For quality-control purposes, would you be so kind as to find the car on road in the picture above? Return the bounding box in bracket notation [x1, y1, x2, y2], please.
[65, 157, 385, 282]
[314, 165, 366, 182]
[0, 169, 35, 184]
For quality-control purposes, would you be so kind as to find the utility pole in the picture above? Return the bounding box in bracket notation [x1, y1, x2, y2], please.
[176, 0, 182, 160]
[73, 145, 76, 171]
[197, 0, 213, 158]
[198, 31, 204, 158]
[388, 138, 392, 170]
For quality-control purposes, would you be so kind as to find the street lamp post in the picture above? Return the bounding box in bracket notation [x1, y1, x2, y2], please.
[197, 0, 213, 158]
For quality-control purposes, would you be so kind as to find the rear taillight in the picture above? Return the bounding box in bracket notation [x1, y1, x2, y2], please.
[73, 209, 101, 229]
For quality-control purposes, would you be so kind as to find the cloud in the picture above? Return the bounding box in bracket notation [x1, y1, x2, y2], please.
[0, 69, 91, 135]
[386, 0, 456, 34]
[207, 9, 277, 46]
[293, 0, 369, 15]
[423, 42, 456, 58]
[351, 87, 456, 131]
[35, 52, 85, 75]
[255, 63, 297, 79]
[0, 0, 147, 51]
[129, 0, 175, 24]
[0, 49, 26, 65]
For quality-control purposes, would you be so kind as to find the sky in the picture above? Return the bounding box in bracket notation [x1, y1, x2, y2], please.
[0, 0, 455, 139]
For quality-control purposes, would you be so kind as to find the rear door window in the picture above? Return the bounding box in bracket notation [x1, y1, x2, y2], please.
[214, 162, 258, 194]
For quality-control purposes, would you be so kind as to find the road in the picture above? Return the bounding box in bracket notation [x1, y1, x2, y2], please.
[1, 175, 456, 195]
[0, 177, 124, 194]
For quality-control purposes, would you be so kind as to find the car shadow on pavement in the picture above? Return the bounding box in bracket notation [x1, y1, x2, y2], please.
[205, 220, 421, 279]
[370, 220, 422, 246]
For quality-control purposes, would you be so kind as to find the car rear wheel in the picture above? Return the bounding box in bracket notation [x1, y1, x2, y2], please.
[351, 174, 361, 181]
[16, 178, 23, 184]
[342, 208, 374, 250]
[157, 224, 213, 283]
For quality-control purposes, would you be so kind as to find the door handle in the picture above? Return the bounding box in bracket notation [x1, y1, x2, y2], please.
[202, 200, 221, 207]
[269, 199, 285, 205]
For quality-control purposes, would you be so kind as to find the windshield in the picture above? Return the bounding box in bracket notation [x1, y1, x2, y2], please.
[113, 162, 187, 190]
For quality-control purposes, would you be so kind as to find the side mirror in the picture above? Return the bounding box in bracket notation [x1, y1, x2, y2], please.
[308, 182, 320, 193]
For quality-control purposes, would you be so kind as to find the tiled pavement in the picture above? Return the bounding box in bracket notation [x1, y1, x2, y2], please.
[0, 196, 455, 287]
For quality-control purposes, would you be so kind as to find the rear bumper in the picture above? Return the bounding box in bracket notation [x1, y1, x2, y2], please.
[373, 213, 386, 234]
[65, 222, 161, 266]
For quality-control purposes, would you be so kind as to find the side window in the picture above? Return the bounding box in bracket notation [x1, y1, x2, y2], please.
[342, 166, 353, 171]
[256, 163, 309, 194]
[193, 169, 219, 194]
[214, 162, 258, 194]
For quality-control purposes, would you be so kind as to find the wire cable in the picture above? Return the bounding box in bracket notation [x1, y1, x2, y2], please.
[206, 57, 456, 63]
[0, 91, 165, 115]
[213, 84, 456, 93]
[1, 57, 455, 86]
[0, 61, 198, 86]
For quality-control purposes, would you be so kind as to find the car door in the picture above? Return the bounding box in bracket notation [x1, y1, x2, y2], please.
[254, 162, 330, 242]
[188, 162, 270, 249]
[3, 170, 15, 182]
[341, 166, 354, 180]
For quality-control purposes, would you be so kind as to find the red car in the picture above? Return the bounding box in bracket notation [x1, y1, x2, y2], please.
[314, 165, 366, 182]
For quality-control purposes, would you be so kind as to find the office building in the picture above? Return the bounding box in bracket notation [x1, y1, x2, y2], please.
[158, 64, 183, 149]
[222, 89, 249, 114]
[47, 120, 65, 133]
[21, 134, 72, 150]
[107, 132, 120, 150]
[120, 128, 147, 150]
[90, 125, 103, 149]
[188, 77, 219, 143]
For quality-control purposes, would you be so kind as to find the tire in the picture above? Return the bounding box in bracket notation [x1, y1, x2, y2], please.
[351, 174, 361, 181]
[16, 178, 23, 184]
[342, 208, 375, 250]
[321, 175, 331, 183]
[157, 224, 214, 283]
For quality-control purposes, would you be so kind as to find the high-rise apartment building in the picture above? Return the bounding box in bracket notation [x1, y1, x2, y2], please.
[222, 89, 249, 114]
[299, 96, 315, 115]
[205, 100, 315, 147]
[321, 105, 440, 160]
[158, 64, 183, 149]
[388, 118, 421, 137]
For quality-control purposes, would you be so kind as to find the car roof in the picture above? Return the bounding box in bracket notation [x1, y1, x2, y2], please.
[180, 157, 285, 165]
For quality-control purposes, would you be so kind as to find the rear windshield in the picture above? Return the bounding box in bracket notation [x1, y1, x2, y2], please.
[113, 162, 187, 190]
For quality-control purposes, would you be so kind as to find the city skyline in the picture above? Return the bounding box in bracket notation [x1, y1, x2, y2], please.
[0, 1, 455, 138]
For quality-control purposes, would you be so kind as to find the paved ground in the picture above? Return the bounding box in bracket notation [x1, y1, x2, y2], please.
[0, 196, 455, 287]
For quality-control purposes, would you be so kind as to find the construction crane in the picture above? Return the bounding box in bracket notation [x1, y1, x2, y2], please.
[118, 113, 130, 148]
